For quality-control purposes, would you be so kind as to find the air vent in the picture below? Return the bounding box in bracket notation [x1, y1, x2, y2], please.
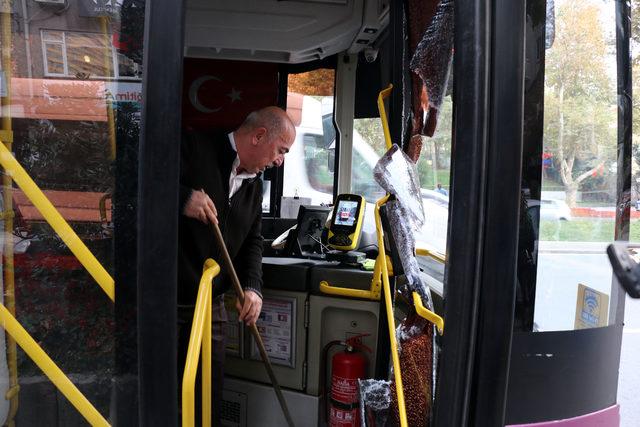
[221, 389, 247, 427]
[221, 399, 241, 424]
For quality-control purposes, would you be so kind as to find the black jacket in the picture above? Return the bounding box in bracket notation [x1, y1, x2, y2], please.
[178, 131, 263, 305]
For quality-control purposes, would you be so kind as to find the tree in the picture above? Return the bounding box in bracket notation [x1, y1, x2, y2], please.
[288, 69, 335, 96]
[544, 0, 616, 207]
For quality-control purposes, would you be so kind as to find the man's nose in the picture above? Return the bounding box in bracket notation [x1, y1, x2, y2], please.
[274, 155, 284, 167]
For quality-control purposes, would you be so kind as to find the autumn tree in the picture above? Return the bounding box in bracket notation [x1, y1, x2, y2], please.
[544, 0, 616, 207]
[288, 69, 335, 96]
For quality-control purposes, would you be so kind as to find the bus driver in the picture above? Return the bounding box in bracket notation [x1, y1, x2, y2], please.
[177, 106, 296, 425]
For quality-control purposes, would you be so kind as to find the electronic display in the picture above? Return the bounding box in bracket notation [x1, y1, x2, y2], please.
[327, 194, 365, 251]
[333, 200, 359, 227]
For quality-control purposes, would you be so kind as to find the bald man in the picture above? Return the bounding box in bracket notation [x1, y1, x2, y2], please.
[177, 107, 295, 424]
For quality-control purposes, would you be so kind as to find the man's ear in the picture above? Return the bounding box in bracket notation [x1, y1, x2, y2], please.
[253, 127, 267, 145]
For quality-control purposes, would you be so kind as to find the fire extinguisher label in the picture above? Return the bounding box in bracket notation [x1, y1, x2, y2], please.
[330, 376, 360, 427]
[330, 406, 356, 426]
[331, 375, 358, 403]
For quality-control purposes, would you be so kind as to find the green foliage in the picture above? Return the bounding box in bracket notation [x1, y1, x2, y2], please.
[540, 218, 640, 242]
[416, 162, 450, 189]
[16, 120, 114, 192]
[414, 96, 453, 189]
[353, 96, 454, 193]
[546, 1, 610, 99]
[543, 0, 617, 203]
[354, 118, 387, 155]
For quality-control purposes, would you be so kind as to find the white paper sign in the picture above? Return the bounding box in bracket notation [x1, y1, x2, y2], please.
[251, 297, 296, 367]
[280, 196, 311, 218]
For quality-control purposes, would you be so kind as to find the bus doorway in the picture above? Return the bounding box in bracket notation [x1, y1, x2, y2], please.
[1, 0, 634, 425]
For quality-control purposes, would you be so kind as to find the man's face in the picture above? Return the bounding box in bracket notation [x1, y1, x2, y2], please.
[248, 126, 295, 174]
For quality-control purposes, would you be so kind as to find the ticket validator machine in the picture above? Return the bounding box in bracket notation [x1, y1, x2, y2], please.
[326, 194, 367, 264]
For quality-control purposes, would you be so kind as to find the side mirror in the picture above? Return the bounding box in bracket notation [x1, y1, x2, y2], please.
[607, 242, 640, 298]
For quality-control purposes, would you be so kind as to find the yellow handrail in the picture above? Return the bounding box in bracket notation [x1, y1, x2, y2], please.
[0, 304, 109, 426]
[374, 195, 408, 427]
[377, 84, 394, 150]
[0, 142, 115, 301]
[374, 85, 411, 427]
[319, 256, 383, 300]
[416, 247, 446, 264]
[182, 259, 220, 427]
[319, 281, 380, 300]
[412, 292, 444, 335]
[1, 6, 20, 423]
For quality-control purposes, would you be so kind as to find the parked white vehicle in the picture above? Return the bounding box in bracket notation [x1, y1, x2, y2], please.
[541, 199, 572, 221]
[528, 198, 572, 221]
[278, 94, 449, 253]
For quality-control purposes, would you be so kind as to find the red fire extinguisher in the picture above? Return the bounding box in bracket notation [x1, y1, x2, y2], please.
[323, 334, 371, 427]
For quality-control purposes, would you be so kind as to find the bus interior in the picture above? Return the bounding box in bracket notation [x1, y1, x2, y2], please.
[0, 0, 632, 426]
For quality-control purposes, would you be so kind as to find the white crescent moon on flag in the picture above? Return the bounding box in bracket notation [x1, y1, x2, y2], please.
[189, 75, 222, 113]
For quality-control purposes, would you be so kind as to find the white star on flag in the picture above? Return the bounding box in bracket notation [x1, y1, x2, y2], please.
[227, 88, 242, 103]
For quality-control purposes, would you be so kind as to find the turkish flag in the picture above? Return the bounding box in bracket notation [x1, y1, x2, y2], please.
[182, 58, 280, 132]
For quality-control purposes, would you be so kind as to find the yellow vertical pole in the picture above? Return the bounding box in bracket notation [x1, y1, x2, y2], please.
[99, 16, 116, 160]
[374, 197, 408, 427]
[202, 258, 214, 427]
[202, 286, 211, 426]
[1, 3, 19, 425]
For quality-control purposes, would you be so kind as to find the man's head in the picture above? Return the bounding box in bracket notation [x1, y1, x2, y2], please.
[234, 106, 296, 174]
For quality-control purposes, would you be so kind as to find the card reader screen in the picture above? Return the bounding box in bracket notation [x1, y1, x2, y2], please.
[334, 200, 359, 227]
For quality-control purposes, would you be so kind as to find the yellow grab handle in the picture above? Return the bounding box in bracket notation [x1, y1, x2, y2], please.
[377, 85, 394, 150]
[319, 281, 380, 300]
[0, 304, 109, 427]
[182, 259, 220, 427]
[0, 142, 115, 301]
[413, 292, 444, 335]
[416, 247, 446, 264]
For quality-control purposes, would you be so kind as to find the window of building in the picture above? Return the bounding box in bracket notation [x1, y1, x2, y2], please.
[42, 30, 141, 80]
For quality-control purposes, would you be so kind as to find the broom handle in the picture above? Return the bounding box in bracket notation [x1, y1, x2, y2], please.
[210, 221, 296, 427]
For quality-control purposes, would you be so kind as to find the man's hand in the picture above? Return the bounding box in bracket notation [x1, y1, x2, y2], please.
[183, 189, 218, 225]
[236, 290, 262, 326]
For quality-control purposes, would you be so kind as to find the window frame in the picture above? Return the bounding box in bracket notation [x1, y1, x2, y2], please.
[41, 29, 142, 81]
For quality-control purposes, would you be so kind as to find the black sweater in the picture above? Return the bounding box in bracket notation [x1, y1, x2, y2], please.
[177, 131, 263, 305]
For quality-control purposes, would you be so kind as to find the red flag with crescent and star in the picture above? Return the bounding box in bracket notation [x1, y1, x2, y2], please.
[182, 58, 280, 132]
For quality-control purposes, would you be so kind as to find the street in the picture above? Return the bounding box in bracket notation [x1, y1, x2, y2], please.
[535, 241, 638, 424]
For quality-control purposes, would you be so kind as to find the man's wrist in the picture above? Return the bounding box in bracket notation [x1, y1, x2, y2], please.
[243, 287, 263, 299]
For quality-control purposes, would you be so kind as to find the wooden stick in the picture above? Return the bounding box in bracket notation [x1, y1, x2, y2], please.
[210, 221, 295, 427]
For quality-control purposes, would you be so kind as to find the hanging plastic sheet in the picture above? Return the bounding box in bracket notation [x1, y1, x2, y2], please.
[359, 378, 392, 427]
[385, 201, 434, 306]
[373, 144, 432, 305]
[370, 143, 438, 426]
[409, 0, 454, 138]
[373, 144, 424, 229]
